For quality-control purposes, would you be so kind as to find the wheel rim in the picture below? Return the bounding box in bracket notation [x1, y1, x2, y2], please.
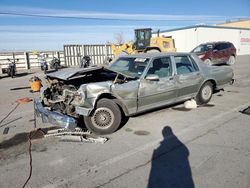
[202, 85, 212, 100]
[91, 107, 114, 129]
[204, 59, 212, 66]
[228, 56, 235, 65]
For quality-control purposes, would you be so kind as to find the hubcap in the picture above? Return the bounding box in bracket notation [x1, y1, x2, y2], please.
[204, 59, 212, 66]
[91, 107, 114, 129]
[202, 85, 212, 100]
[228, 56, 235, 65]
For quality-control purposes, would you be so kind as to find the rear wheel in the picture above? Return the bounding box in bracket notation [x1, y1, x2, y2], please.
[227, 55, 235, 65]
[196, 82, 213, 105]
[10, 68, 14, 78]
[84, 99, 121, 135]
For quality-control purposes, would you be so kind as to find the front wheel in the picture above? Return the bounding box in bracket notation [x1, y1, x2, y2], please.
[84, 99, 121, 135]
[196, 82, 213, 105]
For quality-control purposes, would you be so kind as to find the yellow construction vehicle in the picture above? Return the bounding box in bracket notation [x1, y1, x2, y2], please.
[111, 28, 176, 56]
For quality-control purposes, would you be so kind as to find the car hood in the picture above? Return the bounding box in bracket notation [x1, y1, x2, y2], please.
[46, 66, 103, 80]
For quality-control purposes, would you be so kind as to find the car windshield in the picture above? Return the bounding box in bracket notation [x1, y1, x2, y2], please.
[192, 44, 213, 53]
[107, 57, 150, 78]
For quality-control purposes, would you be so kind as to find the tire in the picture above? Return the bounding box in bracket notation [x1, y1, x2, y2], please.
[204, 59, 212, 66]
[10, 67, 14, 78]
[146, 49, 160, 53]
[196, 82, 213, 105]
[84, 98, 122, 135]
[227, 55, 235, 65]
[54, 63, 59, 71]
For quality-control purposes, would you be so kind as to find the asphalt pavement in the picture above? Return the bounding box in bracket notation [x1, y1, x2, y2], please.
[0, 55, 250, 188]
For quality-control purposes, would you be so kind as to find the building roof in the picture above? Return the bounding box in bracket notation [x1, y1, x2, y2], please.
[217, 19, 250, 28]
[155, 24, 250, 34]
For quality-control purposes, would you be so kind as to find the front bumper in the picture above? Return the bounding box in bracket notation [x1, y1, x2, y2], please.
[34, 97, 77, 130]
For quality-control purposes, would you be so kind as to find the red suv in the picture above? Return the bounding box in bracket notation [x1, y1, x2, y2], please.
[191, 42, 236, 65]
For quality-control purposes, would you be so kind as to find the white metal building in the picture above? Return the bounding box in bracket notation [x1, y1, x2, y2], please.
[154, 25, 250, 55]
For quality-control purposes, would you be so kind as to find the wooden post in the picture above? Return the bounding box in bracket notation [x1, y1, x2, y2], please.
[24, 52, 30, 70]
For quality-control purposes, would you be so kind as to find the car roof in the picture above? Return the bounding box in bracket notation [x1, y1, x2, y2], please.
[199, 41, 232, 46]
[118, 52, 191, 58]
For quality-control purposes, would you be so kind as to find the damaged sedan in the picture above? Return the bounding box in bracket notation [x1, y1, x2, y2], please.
[35, 53, 234, 134]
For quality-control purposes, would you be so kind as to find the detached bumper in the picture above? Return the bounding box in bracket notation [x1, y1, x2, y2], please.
[34, 97, 77, 130]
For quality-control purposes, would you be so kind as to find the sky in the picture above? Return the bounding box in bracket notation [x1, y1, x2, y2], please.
[0, 0, 249, 51]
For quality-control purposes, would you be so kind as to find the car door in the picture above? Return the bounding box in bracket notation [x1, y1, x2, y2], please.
[138, 56, 177, 112]
[173, 55, 203, 100]
[220, 43, 230, 62]
[213, 44, 226, 63]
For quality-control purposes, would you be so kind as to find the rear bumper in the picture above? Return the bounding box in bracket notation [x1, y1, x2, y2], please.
[34, 97, 77, 130]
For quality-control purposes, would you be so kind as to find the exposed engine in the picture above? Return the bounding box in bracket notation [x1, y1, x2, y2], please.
[42, 68, 131, 117]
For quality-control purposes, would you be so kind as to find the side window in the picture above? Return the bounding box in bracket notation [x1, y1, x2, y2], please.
[214, 44, 221, 51]
[189, 56, 199, 71]
[225, 43, 230, 49]
[221, 43, 228, 50]
[174, 56, 196, 75]
[147, 57, 172, 78]
[163, 41, 169, 48]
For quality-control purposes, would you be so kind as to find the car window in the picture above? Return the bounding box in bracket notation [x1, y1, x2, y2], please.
[147, 57, 172, 78]
[174, 56, 196, 75]
[215, 43, 228, 51]
[221, 43, 228, 50]
[192, 44, 213, 53]
[189, 56, 199, 71]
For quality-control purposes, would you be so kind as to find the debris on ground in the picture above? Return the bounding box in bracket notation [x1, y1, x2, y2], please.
[184, 99, 197, 109]
[240, 106, 250, 115]
[3, 127, 9, 135]
[45, 128, 108, 144]
[16, 97, 33, 104]
[29, 76, 42, 92]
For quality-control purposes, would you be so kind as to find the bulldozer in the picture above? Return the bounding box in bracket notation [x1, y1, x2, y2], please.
[111, 28, 176, 56]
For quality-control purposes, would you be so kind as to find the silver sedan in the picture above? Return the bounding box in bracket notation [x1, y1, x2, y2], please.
[35, 53, 234, 134]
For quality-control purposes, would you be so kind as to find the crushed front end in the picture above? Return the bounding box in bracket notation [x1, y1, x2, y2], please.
[34, 67, 129, 130]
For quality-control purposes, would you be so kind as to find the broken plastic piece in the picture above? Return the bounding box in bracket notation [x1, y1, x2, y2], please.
[240, 106, 250, 115]
[45, 128, 108, 144]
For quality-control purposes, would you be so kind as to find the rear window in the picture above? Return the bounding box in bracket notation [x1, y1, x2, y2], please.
[174, 56, 198, 75]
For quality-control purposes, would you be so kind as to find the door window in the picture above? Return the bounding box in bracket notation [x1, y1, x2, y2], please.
[175, 56, 197, 75]
[147, 57, 172, 78]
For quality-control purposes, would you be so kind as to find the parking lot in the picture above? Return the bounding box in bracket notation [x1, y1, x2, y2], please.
[0, 55, 250, 188]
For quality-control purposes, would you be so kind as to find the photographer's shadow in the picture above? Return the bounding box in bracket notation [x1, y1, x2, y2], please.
[148, 126, 194, 188]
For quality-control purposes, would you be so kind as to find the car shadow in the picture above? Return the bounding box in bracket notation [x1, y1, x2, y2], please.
[148, 126, 194, 188]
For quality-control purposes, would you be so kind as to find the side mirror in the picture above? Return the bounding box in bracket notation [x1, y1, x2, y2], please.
[145, 74, 159, 81]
